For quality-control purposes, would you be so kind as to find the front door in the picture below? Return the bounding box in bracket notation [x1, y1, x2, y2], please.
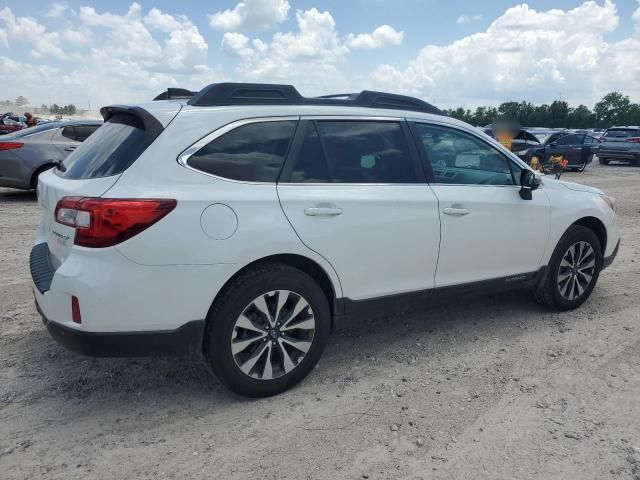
[410, 121, 550, 287]
[278, 119, 441, 301]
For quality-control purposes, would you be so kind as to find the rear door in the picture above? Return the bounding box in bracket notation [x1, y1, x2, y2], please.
[52, 125, 81, 156]
[278, 118, 441, 301]
[410, 121, 550, 287]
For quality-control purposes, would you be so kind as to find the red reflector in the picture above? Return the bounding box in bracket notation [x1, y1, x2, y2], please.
[627, 137, 640, 143]
[54, 197, 177, 248]
[0, 142, 24, 151]
[71, 296, 81, 324]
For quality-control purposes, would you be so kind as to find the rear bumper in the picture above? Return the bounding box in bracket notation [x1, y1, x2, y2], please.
[598, 150, 640, 162]
[602, 239, 620, 270]
[29, 242, 239, 357]
[36, 299, 204, 357]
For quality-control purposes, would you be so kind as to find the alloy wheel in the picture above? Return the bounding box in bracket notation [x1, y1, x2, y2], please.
[557, 241, 596, 300]
[231, 290, 315, 380]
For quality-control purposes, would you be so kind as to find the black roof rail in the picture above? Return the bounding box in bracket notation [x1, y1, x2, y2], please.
[188, 83, 444, 115]
[153, 88, 196, 101]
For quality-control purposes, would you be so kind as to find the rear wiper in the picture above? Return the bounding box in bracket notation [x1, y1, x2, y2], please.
[53, 160, 66, 172]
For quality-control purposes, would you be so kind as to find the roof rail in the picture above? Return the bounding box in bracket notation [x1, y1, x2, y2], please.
[188, 83, 444, 115]
[153, 88, 196, 101]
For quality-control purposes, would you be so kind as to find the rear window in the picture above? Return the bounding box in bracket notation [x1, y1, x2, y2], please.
[186, 121, 297, 182]
[604, 129, 638, 138]
[59, 114, 151, 180]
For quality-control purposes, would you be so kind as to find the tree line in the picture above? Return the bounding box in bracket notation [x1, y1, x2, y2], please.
[1, 97, 78, 116]
[445, 92, 640, 129]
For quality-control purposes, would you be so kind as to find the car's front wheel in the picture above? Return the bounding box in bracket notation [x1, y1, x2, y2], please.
[533, 225, 603, 310]
[204, 264, 330, 397]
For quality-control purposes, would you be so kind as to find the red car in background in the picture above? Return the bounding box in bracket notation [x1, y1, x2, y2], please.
[0, 115, 24, 135]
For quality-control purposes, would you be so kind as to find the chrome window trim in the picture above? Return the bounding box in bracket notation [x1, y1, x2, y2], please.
[177, 116, 300, 185]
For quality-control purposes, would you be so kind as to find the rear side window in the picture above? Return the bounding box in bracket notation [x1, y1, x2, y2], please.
[187, 121, 297, 182]
[74, 125, 99, 141]
[61, 126, 76, 140]
[285, 120, 417, 183]
[59, 114, 151, 180]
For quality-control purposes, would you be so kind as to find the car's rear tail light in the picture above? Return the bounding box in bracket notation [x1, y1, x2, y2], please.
[55, 197, 177, 248]
[626, 137, 640, 143]
[0, 141, 24, 151]
[71, 296, 82, 324]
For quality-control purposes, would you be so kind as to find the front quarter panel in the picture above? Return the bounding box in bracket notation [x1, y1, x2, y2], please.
[541, 179, 619, 264]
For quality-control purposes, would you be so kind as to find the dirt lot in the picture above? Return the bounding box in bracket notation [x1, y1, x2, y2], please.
[1, 163, 639, 480]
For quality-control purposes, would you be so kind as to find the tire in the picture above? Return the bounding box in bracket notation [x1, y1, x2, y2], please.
[598, 158, 609, 165]
[533, 225, 603, 311]
[204, 263, 330, 397]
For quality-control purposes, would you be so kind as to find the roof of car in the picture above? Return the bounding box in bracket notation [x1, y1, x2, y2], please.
[1, 119, 102, 139]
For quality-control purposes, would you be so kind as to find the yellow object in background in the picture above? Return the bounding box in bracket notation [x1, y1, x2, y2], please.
[531, 156, 540, 170]
[496, 131, 513, 151]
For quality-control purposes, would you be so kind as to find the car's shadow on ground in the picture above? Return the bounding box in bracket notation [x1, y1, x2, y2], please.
[11, 289, 557, 413]
[0, 188, 36, 203]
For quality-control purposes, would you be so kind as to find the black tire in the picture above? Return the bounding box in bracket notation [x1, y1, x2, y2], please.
[533, 225, 603, 311]
[204, 263, 330, 397]
[598, 158, 610, 165]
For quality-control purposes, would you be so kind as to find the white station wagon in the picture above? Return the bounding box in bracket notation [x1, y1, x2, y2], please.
[31, 83, 620, 397]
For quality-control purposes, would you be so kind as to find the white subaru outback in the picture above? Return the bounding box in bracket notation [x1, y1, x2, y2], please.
[31, 83, 620, 397]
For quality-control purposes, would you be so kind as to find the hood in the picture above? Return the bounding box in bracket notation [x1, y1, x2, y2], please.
[544, 176, 604, 195]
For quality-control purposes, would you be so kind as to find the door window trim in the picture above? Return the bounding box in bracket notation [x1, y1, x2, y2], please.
[408, 120, 526, 188]
[177, 116, 300, 184]
[279, 116, 427, 185]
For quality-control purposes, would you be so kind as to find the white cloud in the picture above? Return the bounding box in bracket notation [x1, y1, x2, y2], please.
[346, 25, 404, 49]
[221, 8, 352, 92]
[633, 0, 640, 32]
[46, 3, 68, 19]
[369, 0, 639, 107]
[457, 14, 483, 24]
[0, 29, 7, 48]
[62, 29, 91, 46]
[209, 0, 290, 31]
[0, 7, 66, 59]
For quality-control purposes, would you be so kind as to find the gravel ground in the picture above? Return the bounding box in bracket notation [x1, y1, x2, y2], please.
[1, 163, 639, 480]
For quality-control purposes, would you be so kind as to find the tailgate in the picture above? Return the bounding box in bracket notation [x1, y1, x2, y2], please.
[37, 170, 119, 267]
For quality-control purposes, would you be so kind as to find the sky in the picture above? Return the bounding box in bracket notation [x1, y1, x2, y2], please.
[0, 0, 639, 110]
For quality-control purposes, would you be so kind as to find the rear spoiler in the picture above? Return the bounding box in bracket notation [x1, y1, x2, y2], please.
[100, 105, 164, 143]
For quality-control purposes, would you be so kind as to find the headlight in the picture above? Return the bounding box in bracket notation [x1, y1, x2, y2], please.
[600, 194, 616, 212]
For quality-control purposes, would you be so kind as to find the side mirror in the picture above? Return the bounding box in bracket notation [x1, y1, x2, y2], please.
[519, 169, 541, 200]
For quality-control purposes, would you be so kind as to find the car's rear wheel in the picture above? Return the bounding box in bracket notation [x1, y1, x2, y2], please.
[533, 225, 602, 310]
[598, 158, 610, 165]
[204, 263, 330, 397]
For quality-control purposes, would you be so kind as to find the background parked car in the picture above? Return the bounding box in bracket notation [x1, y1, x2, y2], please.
[525, 133, 601, 171]
[0, 115, 24, 135]
[598, 126, 640, 165]
[0, 120, 102, 190]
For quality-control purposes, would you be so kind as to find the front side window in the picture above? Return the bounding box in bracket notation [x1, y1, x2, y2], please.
[556, 134, 583, 146]
[187, 121, 297, 182]
[286, 120, 417, 183]
[412, 123, 515, 186]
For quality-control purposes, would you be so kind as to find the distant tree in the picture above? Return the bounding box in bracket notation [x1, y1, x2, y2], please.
[40, 104, 49, 113]
[568, 105, 593, 129]
[14, 96, 28, 107]
[594, 92, 631, 128]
